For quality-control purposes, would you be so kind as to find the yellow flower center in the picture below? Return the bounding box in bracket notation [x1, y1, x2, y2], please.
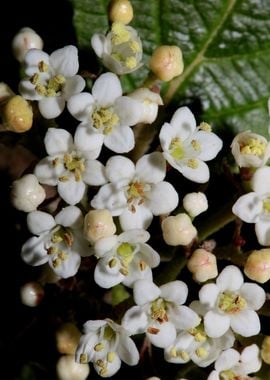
[263, 197, 270, 213]
[188, 324, 206, 343]
[126, 181, 149, 213]
[117, 242, 135, 275]
[30, 61, 66, 97]
[150, 298, 168, 323]
[92, 107, 119, 134]
[54, 152, 85, 182]
[169, 137, 184, 160]
[218, 291, 247, 314]
[240, 138, 266, 157]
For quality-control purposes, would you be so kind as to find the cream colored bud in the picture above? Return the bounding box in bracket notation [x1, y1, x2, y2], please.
[12, 27, 43, 63]
[146, 377, 161, 380]
[84, 209, 116, 244]
[183, 192, 208, 218]
[149, 45, 184, 82]
[187, 248, 218, 283]
[56, 355, 90, 380]
[20, 281, 44, 307]
[244, 248, 270, 283]
[0, 82, 15, 103]
[261, 336, 270, 364]
[1, 95, 33, 133]
[108, 0, 133, 24]
[56, 323, 81, 355]
[161, 213, 197, 246]
[11, 174, 46, 212]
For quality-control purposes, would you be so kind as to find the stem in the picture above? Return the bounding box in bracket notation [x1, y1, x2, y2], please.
[156, 251, 187, 285]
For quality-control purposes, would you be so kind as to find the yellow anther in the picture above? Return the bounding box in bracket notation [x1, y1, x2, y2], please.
[263, 198, 270, 213]
[79, 353, 88, 364]
[58, 251, 67, 261]
[125, 56, 137, 69]
[38, 60, 49, 72]
[199, 122, 212, 132]
[111, 22, 131, 44]
[109, 258, 118, 268]
[107, 351, 116, 362]
[35, 84, 47, 96]
[195, 347, 208, 358]
[240, 138, 266, 157]
[139, 260, 147, 271]
[187, 158, 199, 169]
[92, 107, 119, 133]
[120, 267, 129, 276]
[129, 40, 141, 53]
[94, 343, 104, 352]
[191, 139, 201, 152]
[170, 347, 177, 358]
[30, 73, 39, 85]
[177, 350, 190, 361]
[52, 258, 61, 268]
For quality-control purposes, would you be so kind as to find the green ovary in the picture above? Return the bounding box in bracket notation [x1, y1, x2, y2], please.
[218, 291, 247, 314]
[169, 138, 184, 160]
[92, 107, 119, 134]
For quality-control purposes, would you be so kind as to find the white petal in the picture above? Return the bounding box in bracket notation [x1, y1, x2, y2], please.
[21, 236, 48, 266]
[83, 320, 106, 333]
[115, 96, 143, 126]
[252, 166, 270, 194]
[62, 75, 85, 100]
[207, 371, 219, 380]
[123, 263, 153, 287]
[44, 128, 73, 156]
[255, 219, 270, 246]
[230, 310, 261, 337]
[94, 262, 124, 288]
[24, 49, 49, 67]
[216, 265, 243, 292]
[133, 279, 160, 305]
[58, 178, 86, 205]
[91, 184, 127, 216]
[179, 160, 210, 183]
[139, 244, 160, 267]
[67, 93, 95, 121]
[39, 96, 65, 119]
[159, 281, 188, 304]
[204, 311, 230, 338]
[118, 334, 139, 365]
[240, 344, 262, 373]
[147, 321, 176, 348]
[55, 205, 83, 228]
[195, 131, 223, 161]
[83, 159, 107, 186]
[19, 79, 42, 100]
[119, 205, 153, 231]
[240, 283, 266, 310]
[50, 251, 81, 278]
[214, 348, 240, 371]
[27, 211, 55, 235]
[92, 72, 122, 106]
[147, 181, 178, 215]
[119, 229, 149, 243]
[170, 106, 196, 139]
[74, 125, 103, 159]
[122, 306, 148, 335]
[34, 157, 59, 186]
[104, 126, 135, 153]
[169, 305, 200, 330]
[94, 236, 118, 257]
[105, 155, 134, 183]
[232, 193, 262, 223]
[199, 283, 219, 307]
[91, 33, 106, 57]
[136, 152, 166, 183]
[50, 45, 79, 76]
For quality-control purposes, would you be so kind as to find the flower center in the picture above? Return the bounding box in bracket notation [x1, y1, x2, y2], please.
[150, 298, 168, 323]
[53, 152, 85, 182]
[92, 107, 119, 135]
[188, 323, 206, 343]
[218, 291, 247, 314]
[169, 137, 185, 160]
[94, 325, 117, 377]
[47, 226, 73, 268]
[169, 347, 190, 361]
[263, 196, 270, 213]
[117, 242, 135, 275]
[219, 370, 250, 380]
[126, 181, 150, 213]
[30, 60, 66, 97]
[240, 137, 266, 157]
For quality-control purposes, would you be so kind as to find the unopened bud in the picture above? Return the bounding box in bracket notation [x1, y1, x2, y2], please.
[11, 174, 46, 212]
[161, 213, 197, 246]
[56, 355, 90, 380]
[1, 95, 33, 133]
[12, 27, 43, 63]
[84, 209, 116, 244]
[108, 0, 133, 24]
[244, 248, 270, 283]
[187, 248, 218, 283]
[128, 88, 163, 124]
[149, 45, 184, 82]
[56, 323, 81, 355]
[183, 192, 208, 218]
[20, 281, 44, 307]
[0, 82, 15, 103]
[261, 336, 270, 364]
[146, 377, 161, 380]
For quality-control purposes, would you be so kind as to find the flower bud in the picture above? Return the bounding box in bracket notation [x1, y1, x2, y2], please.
[187, 248, 218, 283]
[56, 355, 90, 380]
[108, 0, 133, 24]
[244, 248, 270, 283]
[12, 27, 43, 63]
[183, 192, 208, 218]
[11, 174, 46, 212]
[1, 95, 33, 133]
[149, 45, 184, 82]
[0, 82, 15, 103]
[146, 377, 161, 380]
[56, 323, 81, 355]
[161, 213, 197, 246]
[84, 209, 116, 244]
[20, 281, 44, 307]
[128, 87, 163, 124]
[261, 336, 270, 364]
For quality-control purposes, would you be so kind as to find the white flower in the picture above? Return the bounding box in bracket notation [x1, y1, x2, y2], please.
[34, 128, 107, 205]
[207, 344, 262, 380]
[199, 265, 266, 338]
[93, 229, 160, 288]
[76, 319, 139, 378]
[91, 152, 179, 230]
[12, 27, 43, 63]
[159, 107, 223, 183]
[91, 22, 143, 75]
[122, 279, 201, 349]
[231, 130, 270, 168]
[67, 72, 143, 154]
[19, 45, 85, 119]
[127, 88, 163, 124]
[232, 166, 270, 246]
[183, 192, 208, 218]
[21, 206, 91, 278]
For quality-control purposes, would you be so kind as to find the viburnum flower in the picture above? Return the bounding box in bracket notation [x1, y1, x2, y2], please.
[198, 265, 266, 338]
[91, 21, 143, 75]
[122, 279, 200, 349]
[67, 72, 143, 154]
[232, 166, 270, 246]
[76, 319, 139, 378]
[207, 344, 262, 380]
[19, 45, 85, 119]
[21, 206, 91, 278]
[159, 106, 223, 183]
[231, 130, 270, 168]
[34, 128, 107, 205]
[127, 88, 163, 124]
[90, 152, 179, 230]
[93, 229, 160, 288]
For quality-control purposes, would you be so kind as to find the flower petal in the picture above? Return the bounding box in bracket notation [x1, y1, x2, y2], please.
[147, 181, 179, 215]
[94, 261, 124, 288]
[27, 210, 55, 235]
[44, 128, 73, 156]
[119, 205, 153, 231]
[147, 321, 176, 348]
[83, 159, 107, 186]
[199, 283, 219, 307]
[159, 281, 188, 304]
[118, 334, 139, 366]
[34, 157, 59, 186]
[195, 130, 223, 161]
[133, 279, 160, 305]
[104, 126, 135, 153]
[58, 178, 86, 205]
[216, 265, 243, 292]
[105, 155, 134, 183]
[252, 166, 270, 194]
[122, 306, 148, 335]
[21, 235, 48, 266]
[169, 305, 201, 330]
[92, 72, 122, 106]
[50, 45, 79, 76]
[230, 310, 261, 337]
[94, 236, 118, 257]
[115, 96, 143, 126]
[170, 106, 196, 139]
[74, 125, 103, 159]
[240, 283, 266, 310]
[67, 93, 95, 121]
[39, 96, 65, 119]
[50, 251, 81, 278]
[91, 183, 127, 216]
[63, 75, 85, 100]
[255, 219, 270, 246]
[179, 159, 210, 183]
[136, 152, 166, 183]
[232, 192, 262, 223]
[214, 348, 240, 371]
[119, 229, 150, 244]
[55, 205, 83, 228]
[204, 311, 230, 338]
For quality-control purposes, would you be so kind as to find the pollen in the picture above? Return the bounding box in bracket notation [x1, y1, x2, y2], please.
[199, 122, 212, 132]
[187, 158, 199, 169]
[125, 56, 137, 69]
[240, 138, 266, 157]
[92, 107, 119, 134]
[111, 22, 131, 44]
[79, 353, 88, 364]
[169, 137, 184, 160]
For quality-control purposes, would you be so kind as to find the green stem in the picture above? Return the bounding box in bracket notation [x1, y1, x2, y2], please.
[156, 251, 187, 285]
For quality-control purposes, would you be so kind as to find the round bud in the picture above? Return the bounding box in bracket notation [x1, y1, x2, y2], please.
[1, 95, 33, 133]
[261, 336, 270, 364]
[244, 248, 270, 283]
[183, 192, 208, 218]
[161, 213, 197, 246]
[149, 45, 184, 82]
[108, 0, 134, 24]
[187, 248, 218, 283]
[56, 323, 81, 355]
[56, 355, 90, 380]
[12, 27, 43, 63]
[20, 281, 44, 307]
[84, 209, 116, 244]
[11, 174, 46, 212]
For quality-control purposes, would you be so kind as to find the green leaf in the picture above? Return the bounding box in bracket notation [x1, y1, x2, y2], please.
[69, 0, 270, 137]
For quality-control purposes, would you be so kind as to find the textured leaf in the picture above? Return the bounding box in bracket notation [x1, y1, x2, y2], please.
[70, 0, 270, 137]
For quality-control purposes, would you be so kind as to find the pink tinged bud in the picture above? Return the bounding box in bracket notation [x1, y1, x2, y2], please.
[84, 209, 116, 244]
[244, 248, 270, 283]
[56, 355, 90, 380]
[56, 323, 81, 355]
[161, 213, 197, 246]
[187, 248, 218, 283]
[12, 27, 43, 63]
[149, 45, 184, 82]
[20, 281, 44, 307]
[261, 336, 270, 364]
